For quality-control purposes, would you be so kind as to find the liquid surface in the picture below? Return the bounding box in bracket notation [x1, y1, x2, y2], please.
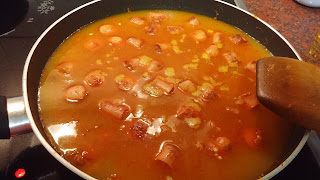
[38, 10, 293, 180]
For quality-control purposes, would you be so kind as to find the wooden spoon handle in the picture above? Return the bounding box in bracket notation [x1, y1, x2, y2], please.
[256, 57, 320, 133]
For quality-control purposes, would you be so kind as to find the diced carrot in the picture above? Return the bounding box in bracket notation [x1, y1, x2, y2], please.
[65, 85, 87, 102]
[99, 24, 116, 35]
[84, 70, 105, 86]
[56, 62, 73, 75]
[155, 142, 180, 168]
[223, 51, 239, 63]
[188, 17, 199, 26]
[126, 37, 143, 48]
[130, 17, 145, 25]
[245, 61, 257, 74]
[99, 100, 130, 120]
[176, 106, 199, 119]
[243, 128, 263, 148]
[147, 12, 169, 22]
[191, 30, 207, 42]
[238, 92, 260, 109]
[152, 78, 174, 94]
[167, 26, 184, 34]
[229, 34, 247, 44]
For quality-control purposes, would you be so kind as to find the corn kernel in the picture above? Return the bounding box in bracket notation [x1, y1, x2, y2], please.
[186, 101, 201, 111]
[183, 63, 198, 70]
[229, 61, 238, 67]
[202, 53, 210, 60]
[217, 43, 223, 48]
[207, 29, 214, 34]
[171, 40, 178, 46]
[218, 66, 229, 72]
[164, 67, 175, 77]
[185, 117, 201, 129]
[173, 45, 182, 54]
[139, 55, 152, 66]
[143, 72, 151, 79]
[114, 74, 125, 83]
[96, 59, 102, 65]
[220, 85, 229, 91]
[179, 34, 187, 43]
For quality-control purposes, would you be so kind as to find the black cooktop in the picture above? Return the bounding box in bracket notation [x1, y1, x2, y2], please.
[0, 0, 319, 179]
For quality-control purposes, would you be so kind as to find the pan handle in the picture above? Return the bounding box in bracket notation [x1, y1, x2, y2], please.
[0, 96, 31, 139]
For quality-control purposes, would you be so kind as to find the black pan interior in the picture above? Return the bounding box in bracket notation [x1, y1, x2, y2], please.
[26, 0, 306, 175]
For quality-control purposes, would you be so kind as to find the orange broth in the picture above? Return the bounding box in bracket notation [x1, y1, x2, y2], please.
[38, 10, 293, 180]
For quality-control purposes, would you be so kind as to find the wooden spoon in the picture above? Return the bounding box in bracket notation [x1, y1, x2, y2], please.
[256, 57, 320, 135]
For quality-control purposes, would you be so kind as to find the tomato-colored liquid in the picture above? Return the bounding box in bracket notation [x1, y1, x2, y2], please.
[38, 10, 293, 180]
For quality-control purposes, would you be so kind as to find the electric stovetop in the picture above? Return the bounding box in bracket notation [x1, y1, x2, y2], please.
[0, 0, 319, 179]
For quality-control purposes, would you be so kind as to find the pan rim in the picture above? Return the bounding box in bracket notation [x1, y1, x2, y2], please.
[22, 0, 309, 180]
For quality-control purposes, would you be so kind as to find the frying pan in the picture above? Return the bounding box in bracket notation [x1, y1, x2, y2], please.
[0, 0, 309, 179]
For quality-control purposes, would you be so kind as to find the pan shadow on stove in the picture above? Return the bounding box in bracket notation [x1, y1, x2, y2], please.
[0, 0, 29, 36]
[0, 145, 83, 180]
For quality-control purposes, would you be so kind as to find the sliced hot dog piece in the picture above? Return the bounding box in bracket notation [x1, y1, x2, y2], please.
[127, 37, 143, 48]
[155, 142, 180, 168]
[147, 12, 169, 22]
[130, 17, 145, 25]
[99, 100, 130, 120]
[152, 78, 174, 94]
[191, 30, 207, 42]
[229, 34, 247, 44]
[188, 17, 199, 26]
[65, 85, 87, 102]
[238, 92, 260, 109]
[56, 62, 73, 75]
[245, 61, 257, 74]
[84, 70, 105, 87]
[99, 24, 116, 35]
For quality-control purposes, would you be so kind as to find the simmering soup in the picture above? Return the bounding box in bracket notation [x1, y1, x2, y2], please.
[38, 10, 293, 180]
